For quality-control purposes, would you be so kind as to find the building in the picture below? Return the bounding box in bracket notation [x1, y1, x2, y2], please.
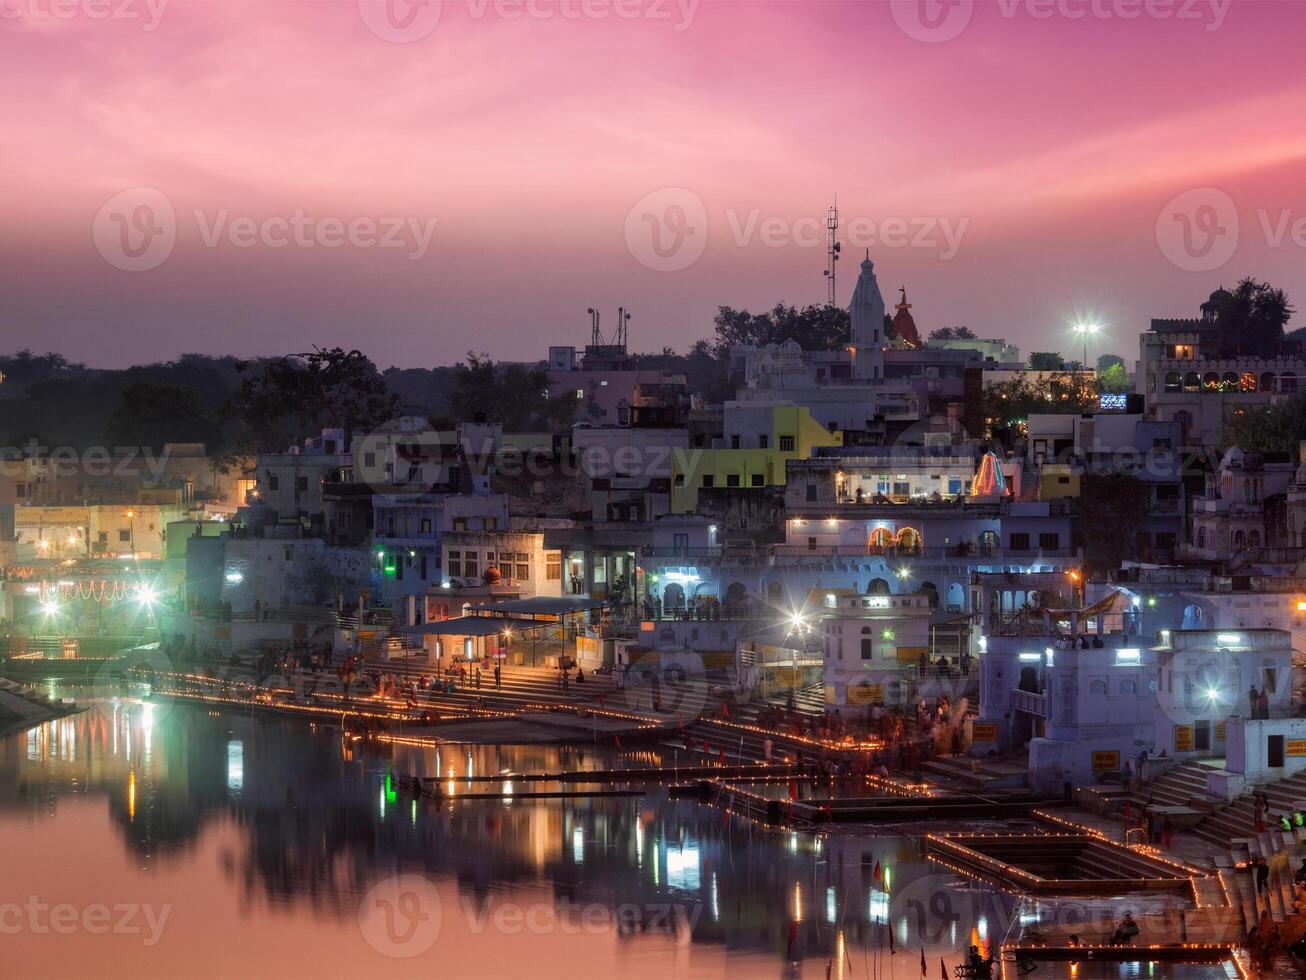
[1136, 289, 1306, 448]
[814, 589, 932, 713]
[1185, 448, 1294, 562]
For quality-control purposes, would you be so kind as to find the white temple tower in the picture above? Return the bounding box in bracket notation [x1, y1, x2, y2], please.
[849, 253, 885, 381]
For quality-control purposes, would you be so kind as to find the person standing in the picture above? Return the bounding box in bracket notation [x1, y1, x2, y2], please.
[494, 663, 501, 689]
[1249, 685, 1260, 718]
[1258, 688, 1270, 720]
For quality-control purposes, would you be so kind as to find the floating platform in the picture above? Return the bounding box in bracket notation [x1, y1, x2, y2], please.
[927, 832, 1199, 896]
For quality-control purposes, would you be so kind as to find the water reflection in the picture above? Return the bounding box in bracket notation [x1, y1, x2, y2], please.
[0, 698, 1228, 979]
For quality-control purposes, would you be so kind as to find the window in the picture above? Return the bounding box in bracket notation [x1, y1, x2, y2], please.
[420, 518, 432, 534]
[576, 389, 584, 399]
[726, 474, 740, 488]
[268, 474, 280, 491]
[702, 475, 715, 488]
[751, 474, 764, 487]
[730, 435, 740, 449]
[297, 476, 308, 492]
[779, 435, 795, 452]
[1038, 532, 1059, 551]
[806, 483, 817, 502]
[464, 558, 478, 579]
[284, 547, 294, 561]
[546, 555, 562, 580]
[485, 517, 498, 531]
[118, 529, 131, 542]
[673, 474, 685, 486]
[1009, 533, 1030, 552]
[759, 435, 768, 449]
[516, 558, 530, 580]
[453, 518, 467, 532]
[364, 452, 376, 468]
[861, 638, 873, 660]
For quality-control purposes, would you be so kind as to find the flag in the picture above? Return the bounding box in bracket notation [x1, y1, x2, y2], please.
[940, 957, 947, 980]
[722, 702, 731, 720]
[718, 749, 727, 765]
[920, 947, 927, 977]
[788, 780, 798, 801]
[873, 861, 883, 886]
[613, 733, 622, 748]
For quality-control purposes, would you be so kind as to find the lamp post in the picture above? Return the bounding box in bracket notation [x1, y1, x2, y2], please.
[1074, 322, 1099, 372]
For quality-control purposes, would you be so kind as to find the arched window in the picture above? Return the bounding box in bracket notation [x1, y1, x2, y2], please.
[1233, 530, 1246, 549]
[1164, 371, 1182, 393]
[1222, 372, 1240, 391]
[1261, 372, 1276, 392]
[866, 578, 891, 596]
[1182, 372, 1200, 392]
[1089, 679, 1108, 695]
[868, 527, 894, 554]
[1282, 372, 1298, 394]
[919, 581, 939, 609]
[1120, 679, 1137, 695]
[1249, 528, 1262, 547]
[895, 527, 922, 554]
[1202, 372, 1221, 391]
[1197, 526, 1207, 549]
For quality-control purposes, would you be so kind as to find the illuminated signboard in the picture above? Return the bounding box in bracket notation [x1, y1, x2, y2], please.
[1098, 393, 1128, 411]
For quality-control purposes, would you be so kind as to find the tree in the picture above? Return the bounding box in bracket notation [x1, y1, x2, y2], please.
[1078, 472, 1152, 573]
[707, 303, 849, 358]
[447, 353, 575, 431]
[1027, 352, 1064, 371]
[1096, 353, 1125, 373]
[1095, 362, 1131, 394]
[981, 372, 1097, 429]
[104, 381, 220, 451]
[226, 347, 399, 453]
[1209, 278, 1294, 357]
[927, 326, 975, 342]
[1217, 393, 1306, 455]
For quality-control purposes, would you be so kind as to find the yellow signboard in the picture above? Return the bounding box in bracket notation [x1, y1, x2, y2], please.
[1092, 751, 1121, 772]
[1215, 722, 1226, 741]
[1175, 726, 1193, 752]
[702, 651, 734, 669]
[847, 683, 884, 706]
[972, 723, 999, 742]
[1287, 740, 1306, 758]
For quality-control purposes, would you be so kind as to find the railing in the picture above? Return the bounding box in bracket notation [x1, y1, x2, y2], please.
[772, 543, 1078, 561]
[1011, 688, 1047, 718]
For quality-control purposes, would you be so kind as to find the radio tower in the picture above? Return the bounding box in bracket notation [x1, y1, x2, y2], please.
[823, 200, 841, 305]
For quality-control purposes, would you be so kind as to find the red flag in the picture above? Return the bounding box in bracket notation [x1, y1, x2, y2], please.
[873, 861, 883, 886]
[613, 733, 622, 747]
[788, 779, 798, 801]
[920, 947, 927, 977]
[718, 749, 726, 765]
[722, 702, 731, 720]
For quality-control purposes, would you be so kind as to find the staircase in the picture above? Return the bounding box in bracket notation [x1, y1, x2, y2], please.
[1127, 760, 1221, 809]
[1189, 770, 1306, 850]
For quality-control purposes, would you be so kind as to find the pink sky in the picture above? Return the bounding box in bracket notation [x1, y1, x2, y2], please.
[2, 0, 1305, 368]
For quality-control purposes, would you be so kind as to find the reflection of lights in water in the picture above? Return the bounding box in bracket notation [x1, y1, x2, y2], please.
[379, 785, 386, 820]
[635, 819, 644, 866]
[788, 832, 799, 854]
[503, 780, 514, 805]
[835, 932, 847, 979]
[883, 865, 892, 892]
[792, 882, 802, 922]
[572, 826, 584, 864]
[976, 916, 987, 942]
[128, 770, 136, 822]
[651, 842, 659, 886]
[411, 800, 417, 826]
[226, 740, 243, 792]
[868, 889, 888, 921]
[826, 886, 837, 924]
[710, 873, 719, 922]
[665, 843, 700, 891]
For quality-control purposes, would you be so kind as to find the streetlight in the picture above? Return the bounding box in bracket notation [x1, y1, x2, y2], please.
[1073, 322, 1099, 372]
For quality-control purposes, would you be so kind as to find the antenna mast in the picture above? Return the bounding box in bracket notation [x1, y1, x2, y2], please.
[823, 200, 841, 306]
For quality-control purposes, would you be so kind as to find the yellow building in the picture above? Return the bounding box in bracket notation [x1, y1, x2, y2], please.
[1037, 463, 1081, 501]
[671, 405, 842, 512]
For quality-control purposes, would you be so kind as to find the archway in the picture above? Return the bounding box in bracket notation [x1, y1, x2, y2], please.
[1182, 603, 1203, 629]
[766, 581, 784, 607]
[866, 578, 891, 596]
[919, 581, 939, 609]
[724, 582, 748, 612]
[868, 527, 894, 554]
[946, 582, 965, 612]
[895, 527, 922, 554]
[663, 582, 685, 611]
